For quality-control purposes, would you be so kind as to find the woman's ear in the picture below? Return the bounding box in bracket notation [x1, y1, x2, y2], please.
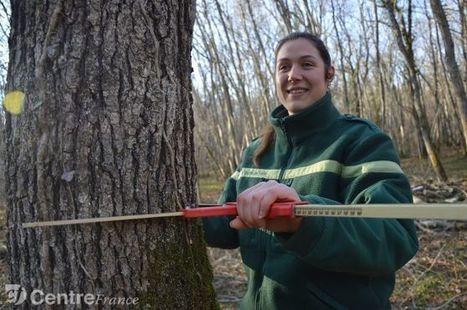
[326, 66, 335, 82]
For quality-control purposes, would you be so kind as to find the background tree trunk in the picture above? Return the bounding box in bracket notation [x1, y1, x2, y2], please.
[430, 0, 467, 154]
[380, 0, 448, 182]
[5, 0, 217, 308]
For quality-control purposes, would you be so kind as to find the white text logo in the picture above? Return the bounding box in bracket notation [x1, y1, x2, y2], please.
[4, 285, 139, 306]
[5, 284, 27, 305]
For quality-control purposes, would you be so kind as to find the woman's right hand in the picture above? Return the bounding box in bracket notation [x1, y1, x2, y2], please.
[230, 180, 303, 233]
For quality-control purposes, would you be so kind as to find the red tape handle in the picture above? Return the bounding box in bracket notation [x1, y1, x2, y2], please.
[182, 203, 238, 218]
[182, 201, 306, 218]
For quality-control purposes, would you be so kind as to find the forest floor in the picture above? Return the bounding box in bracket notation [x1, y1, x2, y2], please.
[0, 152, 466, 308]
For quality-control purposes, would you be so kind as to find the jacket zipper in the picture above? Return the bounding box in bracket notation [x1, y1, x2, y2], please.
[278, 118, 293, 182]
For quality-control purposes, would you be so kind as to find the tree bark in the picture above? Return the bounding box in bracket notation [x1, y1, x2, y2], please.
[5, 0, 217, 308]
[0, 111, 4, 203]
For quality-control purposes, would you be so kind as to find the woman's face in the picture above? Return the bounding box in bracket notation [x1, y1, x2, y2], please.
[275, 38, 333, 115]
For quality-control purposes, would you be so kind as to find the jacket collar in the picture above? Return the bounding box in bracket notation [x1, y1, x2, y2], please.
[269, 92, 341, 145]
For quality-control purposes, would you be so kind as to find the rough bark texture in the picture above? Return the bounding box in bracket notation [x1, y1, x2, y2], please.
[5, 0, 218, 309]
[0, 112, 4, 203]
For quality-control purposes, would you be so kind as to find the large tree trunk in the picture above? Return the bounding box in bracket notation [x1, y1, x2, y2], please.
[0, 112, 4, 204]
[5, 0, 217, 309]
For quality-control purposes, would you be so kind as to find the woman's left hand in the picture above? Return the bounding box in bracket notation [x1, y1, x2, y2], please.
[229, 180, 303, 233]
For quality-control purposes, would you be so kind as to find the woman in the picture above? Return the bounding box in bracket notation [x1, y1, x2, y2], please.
[203, 32, 418, 309]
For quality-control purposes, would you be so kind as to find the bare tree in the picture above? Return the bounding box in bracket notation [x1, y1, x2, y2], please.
[5, 0, 217, 308]
[273, 0, 294, 32]
[380, 0, 448, 181]
[373, 0, 388, 128]
[430, 0, 467, 154]
[458, 0, 467, 89]
[331, 0, 351, 112]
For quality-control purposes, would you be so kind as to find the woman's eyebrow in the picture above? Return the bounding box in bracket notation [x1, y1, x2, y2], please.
[277, 55, 317, 62]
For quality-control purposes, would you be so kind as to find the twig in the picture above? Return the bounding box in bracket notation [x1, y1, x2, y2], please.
[428, 293, 466, 310]
[402, 243, 447, 306]
[217, 295, 242, 303]
[417, 243, 446, 281]
[0, 0, 10, 20]
[415, 221, 437, 233]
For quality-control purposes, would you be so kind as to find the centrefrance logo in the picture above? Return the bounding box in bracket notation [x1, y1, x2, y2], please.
[4, 284, 139, 306]
[5, 284, 27, 305]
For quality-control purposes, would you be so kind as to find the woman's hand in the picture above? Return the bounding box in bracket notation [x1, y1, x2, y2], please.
[229, 180, 303, 233]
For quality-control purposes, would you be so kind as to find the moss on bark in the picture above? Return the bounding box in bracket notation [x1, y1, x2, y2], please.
[138, 219, 218, 309]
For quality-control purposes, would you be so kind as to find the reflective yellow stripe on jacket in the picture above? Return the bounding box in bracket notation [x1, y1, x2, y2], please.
[231, 160, 403, 180]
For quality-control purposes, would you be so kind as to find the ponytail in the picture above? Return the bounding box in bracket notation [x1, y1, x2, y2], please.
[253, 124, 275, 166]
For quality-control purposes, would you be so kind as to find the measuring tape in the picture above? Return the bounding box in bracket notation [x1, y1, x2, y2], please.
[21, 202, 467, 228]
[293, 203, 467, 220]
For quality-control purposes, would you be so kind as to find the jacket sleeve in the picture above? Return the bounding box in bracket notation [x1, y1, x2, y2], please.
[276, 132, 419, 276]
[202, 173, 240, 249]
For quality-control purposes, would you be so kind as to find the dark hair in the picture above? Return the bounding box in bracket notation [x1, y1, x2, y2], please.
[275, 32, 332, 74]
[253, 32, 332, 166]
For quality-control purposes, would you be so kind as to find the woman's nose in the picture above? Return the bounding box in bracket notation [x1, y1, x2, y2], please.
[288, 65, 302, 82]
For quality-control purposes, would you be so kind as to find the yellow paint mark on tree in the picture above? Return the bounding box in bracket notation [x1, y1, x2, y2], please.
[3, 90, 25, 115]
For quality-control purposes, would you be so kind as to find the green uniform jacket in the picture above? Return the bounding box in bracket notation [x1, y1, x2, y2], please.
[203, 93, 418, 310]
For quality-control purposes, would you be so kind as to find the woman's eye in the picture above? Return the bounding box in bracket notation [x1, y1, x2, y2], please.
[278, 64, 289, 71]
[303, 62, 314, 68]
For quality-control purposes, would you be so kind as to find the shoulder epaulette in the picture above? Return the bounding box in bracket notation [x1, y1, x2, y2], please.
[342, 114, 380, 132]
